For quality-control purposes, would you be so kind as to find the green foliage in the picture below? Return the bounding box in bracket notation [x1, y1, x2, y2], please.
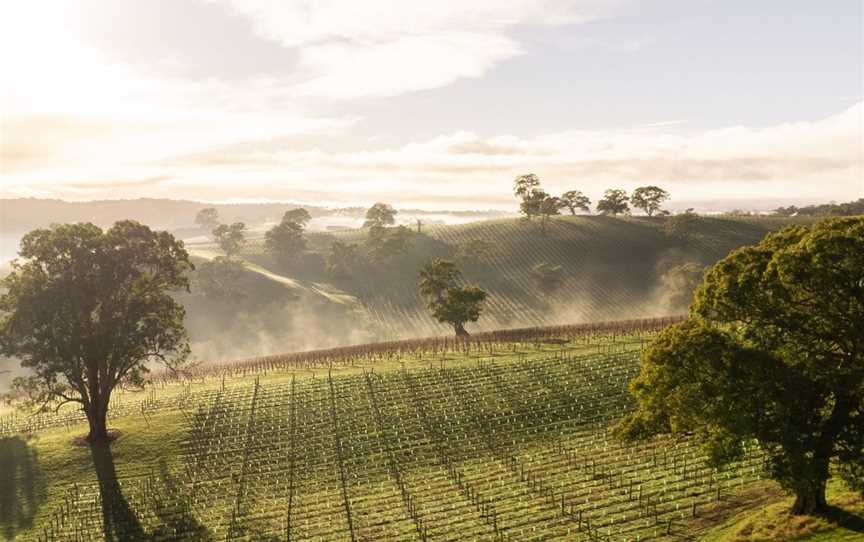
[282, 208, 312, 227]
[774, 198, 864, 217]
[363, 202, 397, 229]
[418, 259, 487, 336]
[326, 240, 362, 277]
[616, 217, 864, 514]
[212, 222, 246, 258]
[194, 256, 246, 301]
[514, 173, 558, 222]
[559, 190, 591, 215]
[513, 173, 541, 199]
[195, 208, 220, 230]
[631, 186, 670, 217]
[264, 221, 306, 267]
[596, 189, 630, 215]
[366, 224, 414, 263]
[0, 221, 193, 441]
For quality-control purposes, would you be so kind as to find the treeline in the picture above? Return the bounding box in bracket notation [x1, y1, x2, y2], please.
[774, 198, 864, 217]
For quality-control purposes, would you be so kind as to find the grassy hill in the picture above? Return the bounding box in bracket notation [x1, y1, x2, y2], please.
[234, 215, 815, 341]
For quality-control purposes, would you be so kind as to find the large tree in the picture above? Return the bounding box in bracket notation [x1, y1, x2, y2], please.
[596, 189, 630, 215]
[559, 190, 591, 215]
[615, 217, 864, 515]
[194, 207, 220, 230]
[0, 221, 193, 442]
[212, 222, 246, 258]
[418, 259, 487, 337]
[513, 174, 545, 221]
[282, 208, 312, 227]
[363, 203, 397, 229]
[631, 186, 670, 216]
[265, 217, 307, 267]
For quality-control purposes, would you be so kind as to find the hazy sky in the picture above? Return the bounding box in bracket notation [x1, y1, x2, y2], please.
[1, 0, 862, 209]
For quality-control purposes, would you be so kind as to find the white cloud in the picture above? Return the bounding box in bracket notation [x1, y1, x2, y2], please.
[211, 0, 621, 98]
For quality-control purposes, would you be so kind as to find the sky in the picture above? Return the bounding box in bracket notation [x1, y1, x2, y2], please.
[1, 0, 862, 210]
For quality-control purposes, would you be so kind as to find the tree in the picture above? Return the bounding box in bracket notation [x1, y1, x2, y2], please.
[559, 190, 591, 215]
[418, 259, 487, 337]
[195, 256, 246, 301]
[596, 189, 630, 215]
[326, 240, 361, 277]
[514, 174, 545, 221]
[538, 193, 562, 231]
[195, 208, 219, 230]
[363, 203, 397, 229]
[418, 258, 460, 302]
[282, 208, 311, 227]
[265, 221, 306, 267]
[212, 222, 246, 258]
[614, 217, 864, 515]
[513, 173, 541, 198]
[0, 221, 193, 442]
[631, 186, 670, 217]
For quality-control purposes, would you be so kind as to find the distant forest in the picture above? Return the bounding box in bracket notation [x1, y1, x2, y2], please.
[774, 198, 864, 217]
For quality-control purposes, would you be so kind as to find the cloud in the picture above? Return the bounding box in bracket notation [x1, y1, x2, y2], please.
[210, 0, 622, 98]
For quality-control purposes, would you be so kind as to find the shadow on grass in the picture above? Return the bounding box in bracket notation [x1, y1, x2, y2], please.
[823, 503, 864, 534]
[91, 443, 212, 541]
[0, 436, 44, 540]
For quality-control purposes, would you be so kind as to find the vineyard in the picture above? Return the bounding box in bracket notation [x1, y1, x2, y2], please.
[237, 215, 814, 340]
[1, 318, 771, 542]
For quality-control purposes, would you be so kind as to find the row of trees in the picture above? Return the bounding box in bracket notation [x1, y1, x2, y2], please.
[513, 174, 671, 223]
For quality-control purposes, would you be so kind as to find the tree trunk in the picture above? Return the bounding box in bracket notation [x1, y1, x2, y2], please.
[791, 480, 828, 515]
[454, 322, 470, 338]
[86, 400, 110, 442]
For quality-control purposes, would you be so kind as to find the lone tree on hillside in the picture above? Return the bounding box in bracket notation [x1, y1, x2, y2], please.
[559, 190, 591, 215]
[596, 189, 630, 215]
[265, 210, 309, 266]
[195, 207, 220, 230]
[212, 222, 246, 258]
[514, 174, 545, 221]
[418, 259, 488, 337]
[614, 217, 864, 515]
[0, 222, 193, 442]
[363, 203, 397, 229]
[282, 208, 312, 227]
[631, 186, 670, 216]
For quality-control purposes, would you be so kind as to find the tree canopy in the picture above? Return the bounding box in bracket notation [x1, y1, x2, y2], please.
[559, 190, 591, 215]
[282, 208, 312, 227]
[615, 217, 864, 515]
[631, 186, 670, 217]
[0, 221, 193, 442]
[596, 189, 630, 215]
[363, 203, 397, 229]
[212, 222, 246, 258]
[265, 217, 307, 267]
[195, 208, 220, 230]
[418, 259, 487, 337]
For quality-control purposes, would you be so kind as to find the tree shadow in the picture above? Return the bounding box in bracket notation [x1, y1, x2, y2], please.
[90, 441, 149, 541]
[824, 503, 864, 534]
[90, 443, 213, 541]
[0, 436, 44, 540]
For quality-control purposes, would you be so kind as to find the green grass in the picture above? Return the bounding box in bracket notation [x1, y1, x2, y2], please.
[700, 480, 864, 542]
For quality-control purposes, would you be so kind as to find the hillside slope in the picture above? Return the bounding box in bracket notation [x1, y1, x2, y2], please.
[244, 215, 813, 341]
